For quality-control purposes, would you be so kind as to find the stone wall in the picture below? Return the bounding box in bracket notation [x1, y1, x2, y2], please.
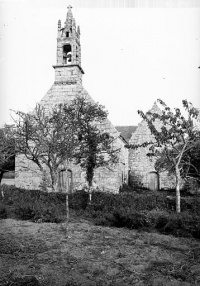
[15, 82, 129, 193]
[15, 155, 42, 190]
[128, 103, 176, 190]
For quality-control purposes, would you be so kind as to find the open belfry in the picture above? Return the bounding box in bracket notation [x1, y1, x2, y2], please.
[15, 6, 129, 192]
[40, 5, 85, 110]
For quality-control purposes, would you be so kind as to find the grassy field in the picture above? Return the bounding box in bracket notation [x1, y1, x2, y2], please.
[0, 218, 200, 286]
[0, 185, 200, 285]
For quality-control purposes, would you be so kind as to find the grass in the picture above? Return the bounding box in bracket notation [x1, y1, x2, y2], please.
[0, 185, 200, 285]
[0, 218, 200, 286]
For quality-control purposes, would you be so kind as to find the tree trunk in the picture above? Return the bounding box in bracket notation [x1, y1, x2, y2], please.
[0, 171, 4, 185]
[65, 170, 70, 234]
[50, 169, 59, 192]
[87, 166, 94, 205]
[175, 166, 181, 213]
[0, 171, 5, 197]
[88, 186, 92, 204]
[66, 193, 69, 225]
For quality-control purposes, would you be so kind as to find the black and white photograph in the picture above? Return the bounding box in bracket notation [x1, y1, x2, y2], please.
[0, 0, 200, 285]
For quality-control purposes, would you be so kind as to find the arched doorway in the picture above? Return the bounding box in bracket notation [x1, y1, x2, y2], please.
[148, 171, 159, 191]
[58, 169, 73, 193]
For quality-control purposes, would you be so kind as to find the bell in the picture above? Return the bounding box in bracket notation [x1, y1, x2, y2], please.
[67, 54, 72, 62]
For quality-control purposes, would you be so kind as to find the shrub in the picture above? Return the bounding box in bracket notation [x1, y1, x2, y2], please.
[93, 212, 115, 227]
[38, 208, 63, 223]
[154, 211, 200, 238]
[119, 183, 134, 193]
[154, 213, 171, 230]
[147, 209, 170, 226]
[14, 201, 64, 223]
[1, 185, 200, 239]
[69, 190, 88, 210]
[93, 207, 151, 230]
[0, 202, 7, 219]
[164, 195, 200, 215]
[114, 210, 151, 229]
[2, 188, 66, 223]
[14, 203, 37, 220]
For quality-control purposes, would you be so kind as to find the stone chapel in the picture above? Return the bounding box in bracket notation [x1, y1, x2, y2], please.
[15, 6, 129, 193]
[15, 7, 178, 193]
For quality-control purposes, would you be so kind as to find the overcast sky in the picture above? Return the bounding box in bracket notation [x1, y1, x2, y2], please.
[0, 0, 200, 127]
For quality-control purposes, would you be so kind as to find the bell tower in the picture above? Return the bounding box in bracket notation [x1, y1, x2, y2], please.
[53, 6, 84, 85]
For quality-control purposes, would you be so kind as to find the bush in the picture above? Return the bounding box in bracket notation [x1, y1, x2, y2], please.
[93, 212, 115, 227]
[69, 190, 88, 210]
[154, 211, 200, 238]
[92, 207, 151, 230]
[92, 203, 200, 239]
[87, 191, 169, 213]
[112, 210, 150, 229]
[1, 185, 200, 239]
[38, 209, 63, 223]
[147, 209, 169, 227]
[164, 195, 200, 215]
[14, 201, 64, 223]
[1, 187, 66, 223]
[15, 204, 36, 220]
[0, 202, 7, 219]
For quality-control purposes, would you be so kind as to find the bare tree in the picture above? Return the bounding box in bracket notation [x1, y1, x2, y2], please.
[13, 104, 78, 192]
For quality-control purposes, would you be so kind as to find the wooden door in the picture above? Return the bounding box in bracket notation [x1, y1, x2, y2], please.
[58, 170, 67, 192]
[148, 172, 159, 191]
[58, 169, 73, 193]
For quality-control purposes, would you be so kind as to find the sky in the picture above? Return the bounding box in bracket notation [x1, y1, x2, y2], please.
[0, 0, 200, 127]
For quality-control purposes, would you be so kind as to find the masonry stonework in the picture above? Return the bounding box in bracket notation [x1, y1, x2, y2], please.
[15, 7, 128, 193]
[129, 102, 176, 190]
[15, 7, 179, 193]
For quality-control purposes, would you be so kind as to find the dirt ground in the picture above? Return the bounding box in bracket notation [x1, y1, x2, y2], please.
[0, 218, 200, 286]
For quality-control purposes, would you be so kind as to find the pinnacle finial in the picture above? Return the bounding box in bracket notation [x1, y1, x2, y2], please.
[58, 19, 61, 29]
[67, 5, 73, 12]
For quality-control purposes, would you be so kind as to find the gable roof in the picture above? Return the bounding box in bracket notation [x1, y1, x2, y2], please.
[129, 102, 162, 145]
